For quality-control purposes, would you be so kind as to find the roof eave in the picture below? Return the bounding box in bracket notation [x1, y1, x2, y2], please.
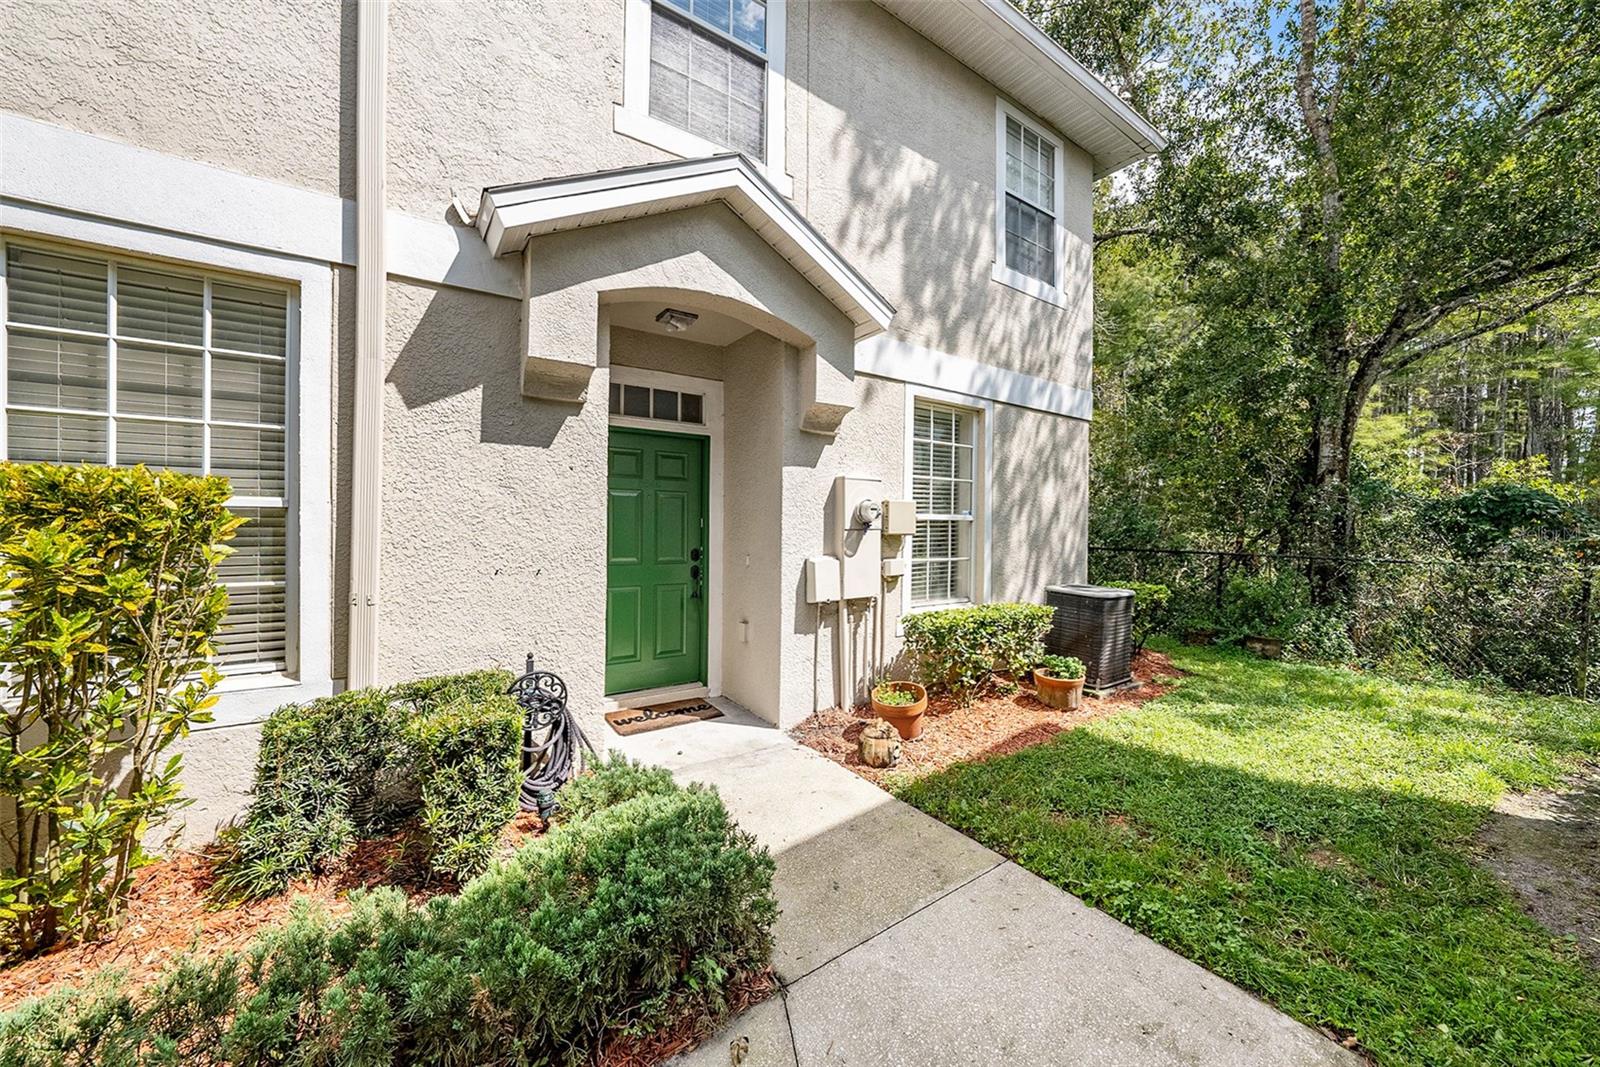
[876, 0, 1166, 176]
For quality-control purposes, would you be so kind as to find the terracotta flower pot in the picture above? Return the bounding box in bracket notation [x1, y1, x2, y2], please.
[1244, 635, 1284, 659]
[870, 681, 928, 740]
[1033, 668, 1085, 710]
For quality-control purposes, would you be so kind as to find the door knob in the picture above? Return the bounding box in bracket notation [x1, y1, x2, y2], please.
[690, 564, 702, 580]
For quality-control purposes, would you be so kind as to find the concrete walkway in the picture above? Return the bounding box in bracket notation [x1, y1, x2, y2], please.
[614, 701, 1357, 1067]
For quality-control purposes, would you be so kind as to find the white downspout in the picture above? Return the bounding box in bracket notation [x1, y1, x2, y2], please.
[346, 0, 387, 689]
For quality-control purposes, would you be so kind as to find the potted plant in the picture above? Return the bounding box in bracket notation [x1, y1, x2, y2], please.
[1032, 654, 1085, 710]
[870, 679, 928, 740]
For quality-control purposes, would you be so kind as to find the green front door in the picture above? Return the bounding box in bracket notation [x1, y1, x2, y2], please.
[606, 428, 709, 695]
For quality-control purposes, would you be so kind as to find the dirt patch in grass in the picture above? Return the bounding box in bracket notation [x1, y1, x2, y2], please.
[1475, 764, 1600, 968]
[0, 813, 548, 1011]
[792, 649, 1181, 785]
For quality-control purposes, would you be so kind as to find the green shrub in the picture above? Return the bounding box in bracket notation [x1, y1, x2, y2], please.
[1121, 581, 1171, 653]
[0, 463, 239, 957]
[209, 688, 406, 903]
[390, 668, 514, 713]
[555, 752, 679, 824]
[405, 694, 523, 880]
[1217, 571, 1307, 643]
[212, 669, 522, 901]
[1286, 607, 1359, 665]
[901, 602, 1053, 703]
[2, 775, 778, 1067]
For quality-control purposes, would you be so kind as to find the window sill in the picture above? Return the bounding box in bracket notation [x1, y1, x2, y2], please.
[990, 262, 1069, 310]
[200, 670, 336, 730]
[613, 105, 795, 198]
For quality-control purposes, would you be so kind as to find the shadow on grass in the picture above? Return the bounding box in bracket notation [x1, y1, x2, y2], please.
[899, 727, 1600, 1067]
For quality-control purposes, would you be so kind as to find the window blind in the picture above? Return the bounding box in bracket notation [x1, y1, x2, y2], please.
[649, 0, 766, 160]
[1004, 116, 1057, 285]
[2, 242, 292, 675]
[911, 402, 977, 606]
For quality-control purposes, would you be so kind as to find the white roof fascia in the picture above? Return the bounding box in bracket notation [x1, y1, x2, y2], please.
[875, 0, 1166, 176]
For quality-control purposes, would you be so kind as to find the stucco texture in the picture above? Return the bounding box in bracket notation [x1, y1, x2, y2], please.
[0, 0, 352, 199]
[3, 0, 1103, 835]
[376, 279, 611, 739]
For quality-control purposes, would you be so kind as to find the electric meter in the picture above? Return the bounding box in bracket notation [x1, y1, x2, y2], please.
[854, 498, 882, 528]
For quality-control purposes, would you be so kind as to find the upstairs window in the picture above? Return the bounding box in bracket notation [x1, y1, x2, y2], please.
[618, 0, 789, 192]
[993, 101, 1066, 304]
[1003, 116, 1056, 283]
[649, 0, 769, 160]
[1, 241, 292, 676]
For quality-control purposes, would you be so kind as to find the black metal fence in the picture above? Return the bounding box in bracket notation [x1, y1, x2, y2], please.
[1088, 545, 1595, 698]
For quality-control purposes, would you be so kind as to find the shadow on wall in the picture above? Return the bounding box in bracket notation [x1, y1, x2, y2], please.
[384, 281, 576, 451]
[805, 10, 1094, 595]
[333, 279, 591, 682]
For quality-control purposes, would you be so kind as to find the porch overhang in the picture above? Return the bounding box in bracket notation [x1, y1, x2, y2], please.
[476, 154, 895, 340]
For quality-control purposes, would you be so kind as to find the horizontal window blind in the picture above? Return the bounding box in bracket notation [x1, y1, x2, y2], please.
[911, 402, 977, 607]
[650, 0, 766, 160]
[2, 242, 292, 676]
[1003, 115, 1057, 285]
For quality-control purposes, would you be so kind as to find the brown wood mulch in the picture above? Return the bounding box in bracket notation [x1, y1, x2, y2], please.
[595, 968, 778, 1067]
[0, 811, 547, 1012]
[791, 649, 1183, 786]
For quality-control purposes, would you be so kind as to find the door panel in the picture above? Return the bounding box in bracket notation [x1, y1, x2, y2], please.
[605, 428, 707, 694]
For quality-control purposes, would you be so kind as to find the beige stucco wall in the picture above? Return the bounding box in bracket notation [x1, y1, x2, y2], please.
[2, 0, 1101, 837]
[0, 0, 353, 199]
[1, 0, 1094, 387]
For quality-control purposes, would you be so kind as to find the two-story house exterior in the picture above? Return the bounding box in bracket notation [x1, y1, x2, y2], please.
[0, 0, 1161, 837]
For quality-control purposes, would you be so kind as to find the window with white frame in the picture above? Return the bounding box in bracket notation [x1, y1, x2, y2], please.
[1, 241, 292, 675]
[911, 400, 979, 607]
[648, 0, 769, 160]
[995, 103, 1065, 299]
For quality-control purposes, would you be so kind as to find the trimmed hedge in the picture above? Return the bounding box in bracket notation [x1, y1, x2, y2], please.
[0, 760, 778, 1067]
[406, 693, 523, 880]
[211, 669, 517, 901]
[901, 602, 1053, 703]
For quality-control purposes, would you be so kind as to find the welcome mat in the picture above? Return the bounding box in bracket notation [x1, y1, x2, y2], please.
[605, 698, 723, 736]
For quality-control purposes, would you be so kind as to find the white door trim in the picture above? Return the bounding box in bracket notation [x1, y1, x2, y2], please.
[606, 365, 725, 699]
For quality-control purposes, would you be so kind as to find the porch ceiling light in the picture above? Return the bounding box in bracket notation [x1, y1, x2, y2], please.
[655, 307, 699, 332]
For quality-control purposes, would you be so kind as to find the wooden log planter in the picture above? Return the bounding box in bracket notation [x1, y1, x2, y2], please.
[858, 719, 903, 768]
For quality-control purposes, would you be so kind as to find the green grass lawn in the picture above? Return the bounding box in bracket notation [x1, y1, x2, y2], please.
[896, 643, 1600, 1066]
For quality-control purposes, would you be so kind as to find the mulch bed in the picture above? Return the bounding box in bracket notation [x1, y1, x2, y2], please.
[596, 968, 778, 1067]
[791, 649, 1182, 785]
[0, 811, 546, 1011]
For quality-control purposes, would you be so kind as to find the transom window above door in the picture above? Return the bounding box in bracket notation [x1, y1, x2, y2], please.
[609, 382, 705, 425]
[649, 0, 768, 160]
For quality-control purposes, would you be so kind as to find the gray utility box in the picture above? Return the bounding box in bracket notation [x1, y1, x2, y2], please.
[1044, 585, 1136, 694]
